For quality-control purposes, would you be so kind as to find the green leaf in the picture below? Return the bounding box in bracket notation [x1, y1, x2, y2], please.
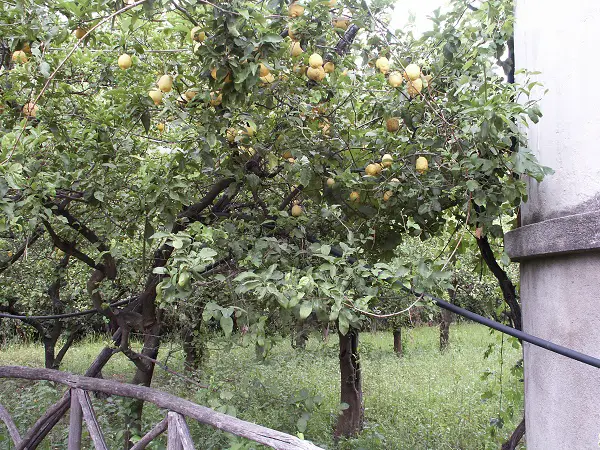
[220, 316, 234, 337]
[299, 302, 312, 320]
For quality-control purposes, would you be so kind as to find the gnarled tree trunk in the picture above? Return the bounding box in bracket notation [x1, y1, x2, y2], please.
[335, 329, 363, 438]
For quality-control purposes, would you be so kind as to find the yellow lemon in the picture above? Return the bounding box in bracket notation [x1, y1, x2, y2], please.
[22, 102, 38, 117]
[291, 204, 303, 217]
[407, 78, 423, 97]
[157, 75, 173, 92]
[190, 27, 206, 42]
[404, 63, 421, 81]
[289, 2, 304, 17]
[118, 53, 132, 70]
[148, 90, 163, 105]
[388, 71, 403, 87]
[291, 41, 304, 57]
[12, 50, 28, 64]
[307, 66, 326, 82]
[309, 53, 324, 68]
[416, 156, 428, 174]
[74, 28, 87, 39]
[381, 154, 393, 168]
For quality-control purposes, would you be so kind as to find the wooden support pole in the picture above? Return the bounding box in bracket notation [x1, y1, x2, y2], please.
[171, 412, 195, 450]
[167, 412, 183, 450]
[130, 416, 168, 450]
[68, 389, 83, 450]
[75, 389, 108, 450]
[0, 403, 21, 445]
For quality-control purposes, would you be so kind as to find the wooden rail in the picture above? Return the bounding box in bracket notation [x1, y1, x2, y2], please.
[0, 366, 323, 450]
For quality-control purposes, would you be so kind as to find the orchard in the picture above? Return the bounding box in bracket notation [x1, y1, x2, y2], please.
[0, 0, 550, 447]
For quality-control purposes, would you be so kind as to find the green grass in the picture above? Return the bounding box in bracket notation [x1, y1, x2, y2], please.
[0, 323, 523, 449]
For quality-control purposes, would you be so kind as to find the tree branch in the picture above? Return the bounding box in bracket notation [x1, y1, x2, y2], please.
[0, 228, 43, 274]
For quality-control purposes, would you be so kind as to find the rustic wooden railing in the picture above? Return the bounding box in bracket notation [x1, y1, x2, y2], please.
[0, 366, 323, 450]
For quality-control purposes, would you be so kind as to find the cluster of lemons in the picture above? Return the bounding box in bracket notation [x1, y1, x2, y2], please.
[375, 57, 432, 98]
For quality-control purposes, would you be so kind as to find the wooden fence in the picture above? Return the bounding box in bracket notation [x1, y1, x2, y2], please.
[0, 366, 323, 450]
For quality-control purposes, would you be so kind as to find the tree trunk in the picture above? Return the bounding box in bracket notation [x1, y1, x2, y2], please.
[182, 329, 204, 371]
[501, 416, 525, 450]
[43, 336, 57, 370]
[335, 329, 363, 438]
[292, 322, 309, 349]
[393, 328, 402, 356]
[439, 309, 452, 352]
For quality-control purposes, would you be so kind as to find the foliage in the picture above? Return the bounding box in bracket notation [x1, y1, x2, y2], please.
[0, 325, 523, 449]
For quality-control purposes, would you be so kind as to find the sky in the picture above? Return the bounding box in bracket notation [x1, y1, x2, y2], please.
[389, 0, 449, 36]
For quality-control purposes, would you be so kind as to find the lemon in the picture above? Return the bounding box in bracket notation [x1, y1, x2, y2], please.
[149, 90, 163, 105]
[259, 63, 270, 77]
[157, 75, 173, 92]
[404, 63, 421, 81]
[307, 66, 326, 81]
[291, 41, 304, 57]
[326, 177, 335, 187]
[289, 2, 304, 17]
[333, 17, 349, 30]
[407, 78, 423, 97]
[309, 53, 324, 68]
[388, 71, 403, 87]
[157, 123, 165, 132]
[260, 73, 275, 84]
[118, 53, 132, 70]
[381, 154, 393, 167]
[383, 190, 393, 202]
[349, 191, 360, 202]
[190, 27, 206, 42]
[386, 118, 400, 132]
[416, 156, 428, 174]
[74, 28, 87, 39]
[375, 57, 389, 70]
[184, 90, 197, 101]
[12, 50, 28, 64]
[291, 205, 303, 217]
[323, 61, 335, 73]
[22, 102, 38, 117]
[365, 163, 382, 176]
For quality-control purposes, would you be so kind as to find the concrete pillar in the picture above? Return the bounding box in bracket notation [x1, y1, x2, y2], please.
[505, 2, 600, 448]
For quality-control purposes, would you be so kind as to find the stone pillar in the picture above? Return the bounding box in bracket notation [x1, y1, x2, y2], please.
[505, 2, 600, 448]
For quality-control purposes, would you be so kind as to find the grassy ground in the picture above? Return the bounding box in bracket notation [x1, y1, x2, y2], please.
[0, 323, 523, 449]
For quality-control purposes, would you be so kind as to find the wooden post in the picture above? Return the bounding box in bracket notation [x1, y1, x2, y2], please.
[167, 412, 183, 450]
[76, 389, 108, 450]
[170, 412, 195, 450]
[68, 389, 82, 450]
[0, 403, 21, 445]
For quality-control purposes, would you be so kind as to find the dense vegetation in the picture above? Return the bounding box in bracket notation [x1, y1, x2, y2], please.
[0, 0, 547, 447]
[0, 325, 523, 449]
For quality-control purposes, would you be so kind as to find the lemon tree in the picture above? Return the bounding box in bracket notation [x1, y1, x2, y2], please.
[0, 0, 549, 442]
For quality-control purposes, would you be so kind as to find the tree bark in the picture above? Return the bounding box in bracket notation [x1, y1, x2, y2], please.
[393, 328, 402, 356]
[501, 416, 525, 450]
[475, 236, 522, 331]
[439, 309, 452, 352]
[335, 329, 363, 438]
